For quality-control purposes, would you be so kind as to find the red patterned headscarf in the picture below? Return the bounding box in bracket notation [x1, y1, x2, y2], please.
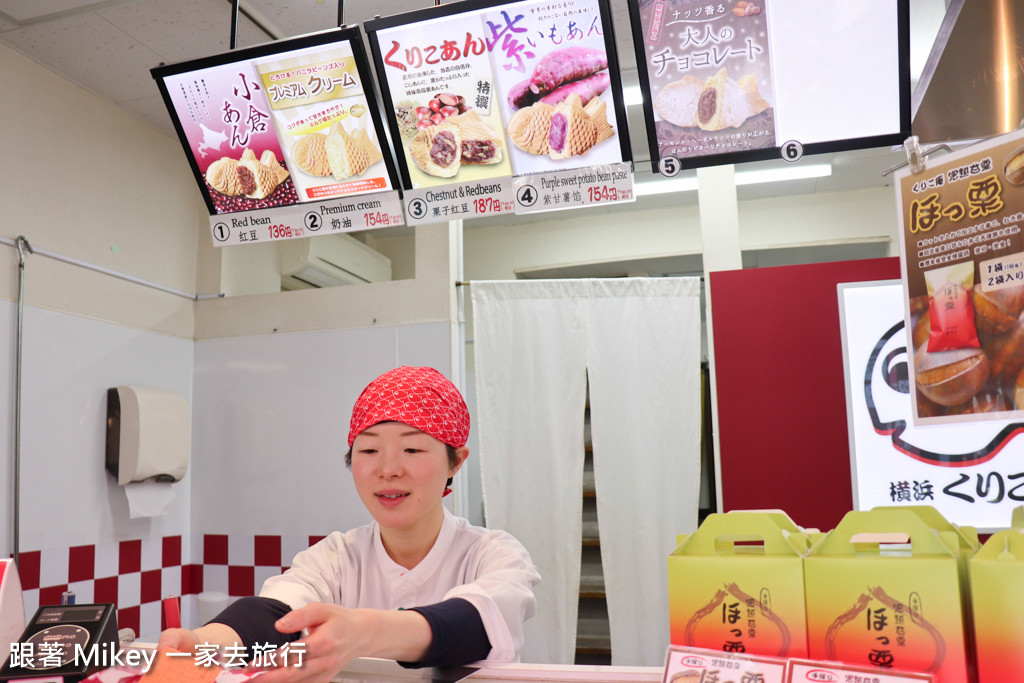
[348, 366, 470, 448]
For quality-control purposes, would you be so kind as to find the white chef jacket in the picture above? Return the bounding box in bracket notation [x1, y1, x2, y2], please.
[259, 508, 540, 663]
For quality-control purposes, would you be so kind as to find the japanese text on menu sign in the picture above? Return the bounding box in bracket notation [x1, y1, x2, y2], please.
[155, 29, 403, 245]
[369, 0, 630, 223]
[895, 128, 1024, 426]
[637, 0, 775, 172]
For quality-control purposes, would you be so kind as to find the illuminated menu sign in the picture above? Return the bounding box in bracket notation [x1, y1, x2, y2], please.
[630, 0, 910, 174]
[365, 0, 631, 194]
[152, 26, 399, 217]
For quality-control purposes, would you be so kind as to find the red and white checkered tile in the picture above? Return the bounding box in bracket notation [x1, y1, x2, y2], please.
[17, 533, 325, 641]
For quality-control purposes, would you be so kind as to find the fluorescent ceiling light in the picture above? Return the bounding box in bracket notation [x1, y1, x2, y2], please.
[735, 162, 832, 185]
[634, 162, 832, 196]
[634, 176, 699, 196]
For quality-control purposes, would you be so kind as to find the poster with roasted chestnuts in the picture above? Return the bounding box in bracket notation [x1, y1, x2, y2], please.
[366, 0, 626, 189]
[840, 282, 1022, 532]
[895, 127, 1024, 426]
[152, 27, 395, 216]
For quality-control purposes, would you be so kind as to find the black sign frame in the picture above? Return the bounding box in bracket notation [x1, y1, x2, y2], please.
[364, 0, 632, 190]
[627, 0, 912, 175]
[151, 25, 401, 216]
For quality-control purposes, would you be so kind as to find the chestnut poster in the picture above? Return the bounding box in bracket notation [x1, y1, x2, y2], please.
[839, 281, 1024, 532]
[895, 127, 1024, 425]
[366, 0, 626, 189]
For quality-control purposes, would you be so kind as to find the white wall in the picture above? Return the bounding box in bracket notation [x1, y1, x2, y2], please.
[0, 301, 194, 557]
[0, 43, 203, 339]
[0, 41, 205, 564]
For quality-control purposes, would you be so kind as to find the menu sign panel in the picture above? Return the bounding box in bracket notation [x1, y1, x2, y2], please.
[636, 0, 776, 168]
[366, 0, 631, 200]
[631, 0, 910, 173]
[895, 128, 1024, 425]
[152, 26, 400, 223]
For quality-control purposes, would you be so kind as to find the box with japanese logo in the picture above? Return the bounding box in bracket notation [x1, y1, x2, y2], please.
[787, 658, 934, 682]
[802, 507, 974, 683]
[968, 508, 1024, 683]
[662, 644, 787, 683]
[668, 510, 813, 659]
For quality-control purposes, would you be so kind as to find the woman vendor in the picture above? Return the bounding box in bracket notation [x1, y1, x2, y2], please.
[157, 366, 541, 682]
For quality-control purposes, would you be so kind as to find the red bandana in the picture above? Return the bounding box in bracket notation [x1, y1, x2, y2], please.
[348, 366, 470, 448]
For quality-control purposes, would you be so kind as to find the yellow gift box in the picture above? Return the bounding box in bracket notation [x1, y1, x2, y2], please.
[968, 507, 1024, 682]
[803, 506, 975, 683]
[667, 510, 812, 658]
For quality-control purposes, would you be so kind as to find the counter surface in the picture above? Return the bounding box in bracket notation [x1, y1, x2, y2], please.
[334, 658, 663, 682]
[122, 646, 664, 683]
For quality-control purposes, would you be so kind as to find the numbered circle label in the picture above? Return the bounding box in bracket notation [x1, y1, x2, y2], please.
[212, 222, 230, 243]
[517, 184, 538, 207]
[781, 140, 804, 163]
[408, 198, 428, 220]
[304, 212, 322, 231]
[659, 155, 681, 177]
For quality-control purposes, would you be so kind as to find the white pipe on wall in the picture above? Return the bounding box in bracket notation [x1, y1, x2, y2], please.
[0, 236, 222, 301]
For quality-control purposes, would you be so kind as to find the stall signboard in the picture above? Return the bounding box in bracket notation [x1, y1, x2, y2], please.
[151, 26, 404, 245]
[365, 0, 633, 223]
[662, 645, 786, 683]
[894, 127, 1024, 425]
[838, 281, 1024, 533]
[630, 0, 910, 174]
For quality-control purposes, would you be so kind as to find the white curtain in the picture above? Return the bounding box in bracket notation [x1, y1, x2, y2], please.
[472, 278, 702, 666]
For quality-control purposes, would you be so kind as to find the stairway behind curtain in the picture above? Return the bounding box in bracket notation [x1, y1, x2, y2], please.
[472, 278, 702, 666]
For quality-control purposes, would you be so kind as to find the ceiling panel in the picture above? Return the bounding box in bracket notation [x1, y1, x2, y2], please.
[0, 0, 114, 23]
[244, 0, 342, 38]
[0, 11, 164, 103]
[97, 0, 251, 65]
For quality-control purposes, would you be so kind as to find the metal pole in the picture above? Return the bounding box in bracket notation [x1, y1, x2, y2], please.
[0, 236, 219, 301]
[13, 236, 32, 568]
[230, 0, 239, 49]
[338, 0, 344, 27]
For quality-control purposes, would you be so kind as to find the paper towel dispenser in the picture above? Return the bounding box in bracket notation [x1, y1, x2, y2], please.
[105, 386, 189, 485]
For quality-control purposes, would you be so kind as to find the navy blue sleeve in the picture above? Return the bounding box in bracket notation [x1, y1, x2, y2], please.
[207, 596, 300, 659]
[399, 597, 492, 668]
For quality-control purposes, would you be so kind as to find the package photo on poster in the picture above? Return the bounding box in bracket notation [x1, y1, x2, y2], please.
[895, 127, 1024, 425]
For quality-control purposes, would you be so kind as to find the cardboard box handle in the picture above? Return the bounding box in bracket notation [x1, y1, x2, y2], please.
[849, 532, 913, 556]
[973, 528, 1024, 561]
[714, 536, 767, 554]
[814, 509, 959, 557]
[674, 512, 807, 556]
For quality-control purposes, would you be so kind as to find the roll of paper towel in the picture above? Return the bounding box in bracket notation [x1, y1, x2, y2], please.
[197, 591, 230, 625]
[123, 480, 175, 518]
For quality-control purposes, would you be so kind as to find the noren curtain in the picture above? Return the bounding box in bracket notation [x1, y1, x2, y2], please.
[472, 278, 702, 666]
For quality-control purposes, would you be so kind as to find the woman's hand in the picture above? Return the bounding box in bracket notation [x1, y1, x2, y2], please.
[155, 627, 202, 653]
[250, 604, 432, 683]
[154, 622, 243, 655]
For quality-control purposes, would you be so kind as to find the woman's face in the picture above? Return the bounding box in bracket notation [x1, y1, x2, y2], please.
[350, 422, 465, 535]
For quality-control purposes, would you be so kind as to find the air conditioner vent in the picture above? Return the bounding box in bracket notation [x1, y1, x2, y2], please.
[280, 234, 391, 290]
